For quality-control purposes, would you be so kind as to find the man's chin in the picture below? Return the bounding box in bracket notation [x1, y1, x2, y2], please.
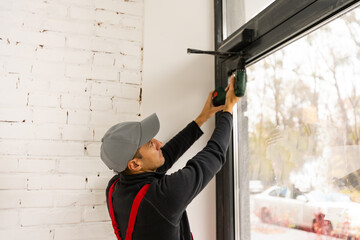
[160, 157, 165, 166]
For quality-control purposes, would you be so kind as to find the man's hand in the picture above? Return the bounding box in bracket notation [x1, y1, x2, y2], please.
[195, 91, 225, 127]
[223, 74, 241, 114]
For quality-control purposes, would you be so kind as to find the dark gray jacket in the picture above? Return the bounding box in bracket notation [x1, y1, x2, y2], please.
[106, 112, 233, 240]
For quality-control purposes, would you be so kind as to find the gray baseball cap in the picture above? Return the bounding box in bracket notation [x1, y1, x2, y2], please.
[100, 113, 160, 172]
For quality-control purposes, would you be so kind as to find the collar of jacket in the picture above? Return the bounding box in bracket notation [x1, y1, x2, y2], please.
[119, 171, 165, 185]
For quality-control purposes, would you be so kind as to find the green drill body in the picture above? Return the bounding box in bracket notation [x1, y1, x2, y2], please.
[212, 69, 247, 106]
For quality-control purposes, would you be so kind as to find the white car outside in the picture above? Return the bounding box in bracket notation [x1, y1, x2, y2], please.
[253, 186, 360, 239]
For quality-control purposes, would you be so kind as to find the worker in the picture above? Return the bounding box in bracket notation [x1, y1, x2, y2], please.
[100, 75, 241, 240]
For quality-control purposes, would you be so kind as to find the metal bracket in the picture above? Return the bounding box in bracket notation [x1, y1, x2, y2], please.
[187, 48, 243, 58]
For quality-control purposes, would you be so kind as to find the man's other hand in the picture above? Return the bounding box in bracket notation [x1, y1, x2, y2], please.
[195, 91, 225, 127]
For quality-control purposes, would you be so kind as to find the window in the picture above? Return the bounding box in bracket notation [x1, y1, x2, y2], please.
[214, 1, 360, 240]
[246, 7, 360, 239]
[222, 0, 275, 39]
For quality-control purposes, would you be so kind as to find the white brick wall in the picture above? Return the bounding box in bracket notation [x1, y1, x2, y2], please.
[0, 0, 144, 239]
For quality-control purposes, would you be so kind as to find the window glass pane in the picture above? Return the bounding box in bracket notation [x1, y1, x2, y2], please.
[243, 6, 360, 240]
[223, 0, 274, 39]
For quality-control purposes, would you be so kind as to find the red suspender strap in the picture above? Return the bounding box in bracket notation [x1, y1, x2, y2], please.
[108, 178, 122, 240]
[108, 178, 150, 240]
[125, 184, 150, 240]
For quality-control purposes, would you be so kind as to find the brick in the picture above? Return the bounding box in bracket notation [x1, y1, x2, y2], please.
[0, 89, 28, 110]
[113, 99, 140, 114]
[21, 14, 45, 32]
[0, 210, 19, 228]
[120, 70, 141, 84]
[12, 0, 47, 15]
[0, 122, 35, 139]
[0, 190, 55, 208]
[0, 1, 12, 11]
[0, 140, 28, 156]
[91, 65, 119, 81]
[91, 37, 141, 56]
[20, 190, 54, 208]
[0, 190, 21, 208]
[18, 75, 51, 92]
[84, 142, 101, 157]
[44, 1, 69, 18]
[53, 222, 114, 240]
[0, 9, 22, 27]
[20, 207, 83, 226]
[115, 55, 142, 70]
[0, 227, 53, 240]
[122, 15, 143, 29]
[64, 49, 93, 65]
[90, 96, 112, 111]
[32, 107, 67, 124]
[0, 158, 18, 172]
[0, 157, 56, 174]
[121, 84, 141, 100]
[89, 111, 124, 126]
[50, 79, 89, 95]
[65, 64, 91, 79]
[0, 174, 27, 189]
[60, 94, 90, 110]
[95, 9, 121, 24]
[94, 0, 144, 16]
[91, 81, 122, 97]
[85, 176, 109, 190]
[27, 174, 87, 190]
[92, 126, 108, 141]
[58, 158, 109, 173]
[27, 140, 84, 157]
[5, 59, 32, 74]
[69, 6, 95, 21]
[35, 47, 64, 62]
[67, 109, 91, 125]
[10, 30, 66, 48]
[95, 24, 142, 42]
[66, 35, 93, 51]
[34, 124, 62, 140]
[54, 190, 106, 207]
[54, 0, 95, 8]
[18, 159, 56, 173]
[61, 125, 93, 141]
[0, 42, 36, 59]
[28, 92, 61, 108]
[83, 205, 109, 222]
[39, 32, 67, 48]
[0, 107, 32, 123]
[32, 62, 65, 77]
[93, 52, 115, 66]
[42, 19, 94, 35]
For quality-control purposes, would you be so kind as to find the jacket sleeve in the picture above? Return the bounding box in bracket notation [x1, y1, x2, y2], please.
[156, 121, 203, 173]
[149, 112, 233, 221]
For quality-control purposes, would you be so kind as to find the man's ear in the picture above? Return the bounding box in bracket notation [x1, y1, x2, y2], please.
[128, 158, 142, 172]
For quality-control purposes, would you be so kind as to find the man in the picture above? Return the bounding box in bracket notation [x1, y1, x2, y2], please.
[100, 76, 240, 240]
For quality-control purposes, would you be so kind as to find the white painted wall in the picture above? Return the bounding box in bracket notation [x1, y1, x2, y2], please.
[0, 0, 217, 239]
[142, 1, 216, 240]
[0, 0, 144, 239]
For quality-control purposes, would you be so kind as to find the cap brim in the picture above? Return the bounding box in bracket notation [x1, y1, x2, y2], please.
[139, 113, 160, 146]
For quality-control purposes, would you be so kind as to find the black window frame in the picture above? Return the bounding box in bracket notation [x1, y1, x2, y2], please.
[214, 1, 360, 240]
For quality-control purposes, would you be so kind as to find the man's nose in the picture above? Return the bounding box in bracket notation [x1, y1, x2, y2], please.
[154, 139, 163, 150]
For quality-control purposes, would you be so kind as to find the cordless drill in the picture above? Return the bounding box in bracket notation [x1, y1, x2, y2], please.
[212, 59, 247, 106]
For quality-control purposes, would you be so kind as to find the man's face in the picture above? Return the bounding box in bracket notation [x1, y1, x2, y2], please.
[138, 138, 165, 171]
